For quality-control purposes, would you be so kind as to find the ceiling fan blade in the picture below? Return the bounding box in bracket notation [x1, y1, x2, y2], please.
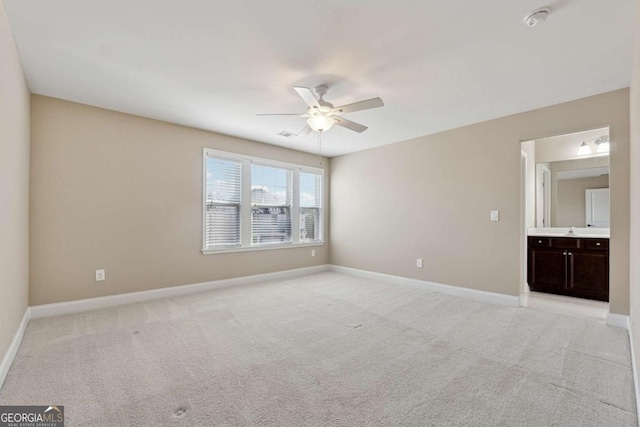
[335, 97, 384, 114]
[334, 117, 368, 133]
[293, 86, 320, 108]
[297, 124, 312, 136]
[257, 113, 303, 116]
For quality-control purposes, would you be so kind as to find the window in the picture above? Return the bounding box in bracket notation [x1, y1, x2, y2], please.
[204, 157, 242, 249]
[203, 149, 323, 253]
[251, 164, 293, 245]
[300, 171, 322, 242]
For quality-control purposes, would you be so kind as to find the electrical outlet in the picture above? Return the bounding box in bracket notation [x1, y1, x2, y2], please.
[311, 249, 316, 257]
[95, 269, 105, 281]
[416, 258, 423, 268]
[491, 210, 500, 221]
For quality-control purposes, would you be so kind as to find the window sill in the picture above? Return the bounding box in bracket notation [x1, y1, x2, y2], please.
[202, 241, 325, 255]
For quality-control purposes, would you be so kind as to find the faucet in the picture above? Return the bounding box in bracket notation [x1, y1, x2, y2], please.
[567, 226, 577, 236]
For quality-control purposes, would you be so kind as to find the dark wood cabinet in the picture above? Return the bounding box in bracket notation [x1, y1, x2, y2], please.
[528, 248, 566, 291]
[527, 237, 609, 301]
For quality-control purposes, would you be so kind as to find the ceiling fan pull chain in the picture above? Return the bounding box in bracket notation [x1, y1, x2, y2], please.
[317, 132, 322, 166]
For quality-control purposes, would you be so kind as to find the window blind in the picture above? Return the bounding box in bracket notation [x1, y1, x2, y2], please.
[300, 171, 322, 242]
[251, 164, 293, 245]
[205, 157, 242, 248]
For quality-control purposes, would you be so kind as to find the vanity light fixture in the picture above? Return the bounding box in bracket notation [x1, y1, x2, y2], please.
[595, 136, 610, 153]
[577, 135, 609, 156]
[577, 141, 591, 156]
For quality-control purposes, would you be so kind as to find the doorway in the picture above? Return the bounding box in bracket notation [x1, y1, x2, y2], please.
[520, 127, 610, 320]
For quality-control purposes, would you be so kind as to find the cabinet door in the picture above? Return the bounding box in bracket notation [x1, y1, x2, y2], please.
[567, 251, 609, 301]
[528, 248, 566, 291]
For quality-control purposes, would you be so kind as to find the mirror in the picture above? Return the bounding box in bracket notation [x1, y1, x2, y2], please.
[529, 127, 610, 229]
[536, 157, 609, 227]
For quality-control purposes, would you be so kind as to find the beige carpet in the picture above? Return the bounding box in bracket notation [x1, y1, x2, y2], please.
[0, 271, 636, 426]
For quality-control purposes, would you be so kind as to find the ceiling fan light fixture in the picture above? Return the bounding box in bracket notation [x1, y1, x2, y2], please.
[307, 114, 335, 132]
[577, 141, 591, 156]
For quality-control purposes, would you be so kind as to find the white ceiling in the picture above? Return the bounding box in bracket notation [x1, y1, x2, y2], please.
[557, 167, 609, 180]
[4, 0, 635, 157]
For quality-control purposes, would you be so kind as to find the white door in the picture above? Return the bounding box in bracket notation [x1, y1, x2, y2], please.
[586, 188, 610, 228]
[536, 164, 551, 227]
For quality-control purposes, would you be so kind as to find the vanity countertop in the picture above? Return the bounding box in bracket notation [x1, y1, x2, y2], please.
[527, 228, 609, 239]
[528, 233, 609, 238]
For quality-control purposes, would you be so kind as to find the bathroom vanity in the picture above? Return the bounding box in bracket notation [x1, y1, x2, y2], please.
[527, 233, 609, 301]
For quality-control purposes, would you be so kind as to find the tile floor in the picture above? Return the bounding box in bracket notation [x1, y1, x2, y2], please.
[520, 291, 609, 321]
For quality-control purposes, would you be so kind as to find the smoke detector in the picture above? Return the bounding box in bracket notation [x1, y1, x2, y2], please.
[524, 7, 551, 27]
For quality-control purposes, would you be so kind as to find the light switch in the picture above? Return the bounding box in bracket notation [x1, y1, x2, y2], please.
[490, 210, 500, 221]
[417, 258, 423, 268]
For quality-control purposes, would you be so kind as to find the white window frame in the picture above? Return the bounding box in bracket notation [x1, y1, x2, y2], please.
[202, 148, 324, 254]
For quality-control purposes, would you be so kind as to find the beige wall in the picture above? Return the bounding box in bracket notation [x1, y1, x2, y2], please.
[331, 89, 630, 314]
[629, 0, 640, 399]
[555, 176, 609, 227]
[30, 96, 330, 306]
[0, 3, 30, 365]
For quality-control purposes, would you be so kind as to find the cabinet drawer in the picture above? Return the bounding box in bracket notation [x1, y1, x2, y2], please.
[529, 237, 551, 247]
[581, 239, 609, 251]
[551, 238, 580, 249]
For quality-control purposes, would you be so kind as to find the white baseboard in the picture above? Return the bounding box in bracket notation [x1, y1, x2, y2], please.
[31, 265, 330, 319]
[0, 308, 31, 389]
[606, 313, 630, 329]
[329, 265, 520, 308]
[29, 264, 525, 320]
[626, 316, 640, 427]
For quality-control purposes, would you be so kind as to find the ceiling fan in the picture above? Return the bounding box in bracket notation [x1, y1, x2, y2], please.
[258, 85, 384, 136]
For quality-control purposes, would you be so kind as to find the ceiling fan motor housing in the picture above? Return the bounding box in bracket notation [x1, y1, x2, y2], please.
[313, 102, 333, 113]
